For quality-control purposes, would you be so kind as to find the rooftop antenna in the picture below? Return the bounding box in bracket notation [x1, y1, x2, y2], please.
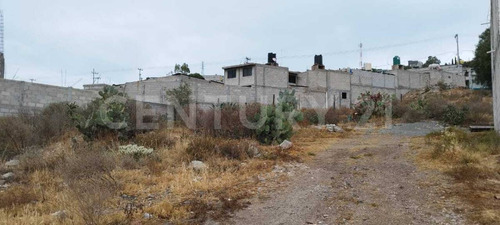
[138, 68, 143, 81]
[91, 68, 100, 84]
[29, 78, 35, 83]
[245, 57, 251, 63]
[0, 10, 5, 79]
[455, 34, 461, 66]
[359, 43, 363, 69]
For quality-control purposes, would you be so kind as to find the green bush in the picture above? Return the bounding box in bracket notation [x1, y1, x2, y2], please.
[255, 90, 302, 144]
[74, 86, 129, 140]
[443, 105, 467, 125]
[256, 106, 293, 145]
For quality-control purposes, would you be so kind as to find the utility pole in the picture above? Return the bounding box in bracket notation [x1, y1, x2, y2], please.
[91, 68, 100, 84]
[138, 68, 143, 81]
[201, 61, 205, 75]
[492, 0, 500, 133]
[359, 43, 363, 69]
[455, 34, 461, 66]
[491, 0, 500, 133]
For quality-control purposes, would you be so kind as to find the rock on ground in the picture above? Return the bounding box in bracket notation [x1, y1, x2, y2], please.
[51, 210, 67, 219]
[279, 140, 293, 150]
[4, 159, 20, 167]
[189, 161, 208, 172]
[1, 172, 14, 180]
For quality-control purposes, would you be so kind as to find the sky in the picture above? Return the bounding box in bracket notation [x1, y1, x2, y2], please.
[1, 0, 491, 88]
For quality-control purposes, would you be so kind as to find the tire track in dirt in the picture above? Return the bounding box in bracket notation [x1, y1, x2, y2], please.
[226, 130, 467, 225]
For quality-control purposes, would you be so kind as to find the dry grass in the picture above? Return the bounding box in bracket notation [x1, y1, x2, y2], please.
[0, 124, 349, 224]
[290, 126, 350, 160]
[413, 129, 500, 225]
[401, 88, 493, 126]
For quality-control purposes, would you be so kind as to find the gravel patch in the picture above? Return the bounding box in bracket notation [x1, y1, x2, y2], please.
[379, 121, 444, 137]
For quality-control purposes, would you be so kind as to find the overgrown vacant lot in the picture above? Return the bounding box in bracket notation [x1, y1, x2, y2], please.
[0, 123, 348, 224]
[0, 86, 497, 224]
[393, 87, 493, 126]
[413, 128, 500, 224]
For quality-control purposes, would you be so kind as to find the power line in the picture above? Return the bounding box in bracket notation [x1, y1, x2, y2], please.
[138, 68, 143, 81]
[61, 35, 460, 84]
[91, 68, 100, 84]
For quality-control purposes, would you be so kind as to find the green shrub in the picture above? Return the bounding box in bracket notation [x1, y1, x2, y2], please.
[443, 105, 467, 125]
[256, 106, 293, 145]
[74, 86, 129, 140]
[256, 90, 302, 144]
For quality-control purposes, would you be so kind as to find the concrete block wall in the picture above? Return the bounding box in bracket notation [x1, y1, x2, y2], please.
[350, 85, 397, 105]
[255, 65, 289, 88]
[0, 79, 99, 116]
[351, 70, 396, 89]
[224, 64, 289, 89]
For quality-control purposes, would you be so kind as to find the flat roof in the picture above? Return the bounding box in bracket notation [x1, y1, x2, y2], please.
[222, 63, 257, 70]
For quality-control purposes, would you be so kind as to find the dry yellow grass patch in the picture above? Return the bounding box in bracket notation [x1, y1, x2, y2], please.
[291, 127, 350, 159]
[412, 130, 500, 225]
[0, 125, 350, 224]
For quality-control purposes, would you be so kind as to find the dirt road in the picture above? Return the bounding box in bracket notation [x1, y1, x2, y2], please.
[227, 123, 468, 225]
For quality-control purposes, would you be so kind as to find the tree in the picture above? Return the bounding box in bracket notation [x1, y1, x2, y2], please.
[174, 63, 191, 74]
[181, 63, 190, 74]
[471, 28, 492, 88]
[423, 56, 441, 68]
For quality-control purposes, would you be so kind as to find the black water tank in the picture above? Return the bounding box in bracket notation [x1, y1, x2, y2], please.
[314, 55, 323, 65]
[268, 53, 277, 63]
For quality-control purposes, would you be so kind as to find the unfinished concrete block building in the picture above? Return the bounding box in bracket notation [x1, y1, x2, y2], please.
[103, 53, 466, 110]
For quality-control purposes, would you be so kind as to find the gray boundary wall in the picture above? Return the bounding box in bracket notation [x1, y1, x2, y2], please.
[0, 79, 99, 116]
[120, 68, 467, 113]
